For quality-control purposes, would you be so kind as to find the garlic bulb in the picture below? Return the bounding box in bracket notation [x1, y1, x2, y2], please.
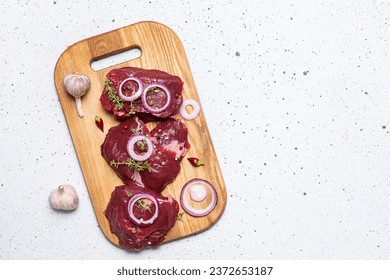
[49, 185, 79, 211]
[64, 72, 90, 118]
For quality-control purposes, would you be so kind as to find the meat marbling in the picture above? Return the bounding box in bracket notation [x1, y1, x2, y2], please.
[104, 183, 179, 251]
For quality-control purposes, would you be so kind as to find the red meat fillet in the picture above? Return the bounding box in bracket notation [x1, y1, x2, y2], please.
[101, 116, 190, 193]
[100, 67, 184, 121]
[104, 183, 179, 251]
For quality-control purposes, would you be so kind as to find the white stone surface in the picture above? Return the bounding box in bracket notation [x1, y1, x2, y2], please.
[1, 0, 390, 259]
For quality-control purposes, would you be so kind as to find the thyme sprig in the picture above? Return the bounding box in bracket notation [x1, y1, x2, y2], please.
[138, 137, 148, 151]
[110, 158, 154, 172]
[136, 200, 152, 213]
[148, 87, 160, 93]
[125, 190, 133, 197]
[104, 79, 124, 110]
[128, 101, 136, 115]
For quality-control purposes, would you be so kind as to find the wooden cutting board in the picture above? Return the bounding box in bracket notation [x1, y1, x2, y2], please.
[54, 21, 227, 249]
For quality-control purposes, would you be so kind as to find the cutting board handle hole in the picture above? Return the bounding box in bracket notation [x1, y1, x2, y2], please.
[90, 47, 142, 71]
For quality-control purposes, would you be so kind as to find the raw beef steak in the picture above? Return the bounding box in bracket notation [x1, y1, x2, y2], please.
[141, 119, 191, 190]
[100, 67, 184, 121]
[104, 183, 179, 251]
[101, 116, 190, 192]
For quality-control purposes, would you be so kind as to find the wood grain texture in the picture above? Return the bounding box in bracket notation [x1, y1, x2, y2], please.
[54, 21, 227, 249]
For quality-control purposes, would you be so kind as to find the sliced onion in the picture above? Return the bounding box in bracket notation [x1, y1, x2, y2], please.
[180, 99, 200, 121]
[127, 193, 159, 226]
[141, 83, 171, 114]
[127, 135, 153, 161]
[118, 77, 144, 102]
[180, 178, 217, 217]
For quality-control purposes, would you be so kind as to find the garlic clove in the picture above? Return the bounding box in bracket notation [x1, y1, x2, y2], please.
[49, 184, 79, 211]
[63, 72, 90, 118]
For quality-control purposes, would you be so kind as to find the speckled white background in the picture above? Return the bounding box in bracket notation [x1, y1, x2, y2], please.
[1, 0, 390, 260]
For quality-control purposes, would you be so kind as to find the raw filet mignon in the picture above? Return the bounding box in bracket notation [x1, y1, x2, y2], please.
[104, 183, 179, 251]
[100, 67, 184, 121]
[101, 116, 190, 192]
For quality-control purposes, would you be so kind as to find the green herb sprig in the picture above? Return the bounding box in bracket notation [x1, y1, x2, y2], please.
[138, 137, 148, 151]
[148, 87, 160, 93]
[176, 212, 184, 221]
[136, 200, 152, 213]
[110, 158, 154, 172]
[128, 102, 136, 115]
[104, 79, 124, 110]
[125, 190, 133, 197]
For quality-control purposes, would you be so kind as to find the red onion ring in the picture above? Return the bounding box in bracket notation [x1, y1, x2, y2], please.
[141, 83, 171, 114]
[127, 193, 159, 226]
[118, 77, 144, 102]
[179, 99, 201, 120]
[127, 135, 153, 162]
[180, 178, 217, 217]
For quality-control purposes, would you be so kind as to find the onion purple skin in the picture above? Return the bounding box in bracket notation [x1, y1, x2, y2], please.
[118, 77, 144, 102]
[141, 83, 172, 114]
[126, 135, 153, 162]
[179, 99, 201, 121]
[180, 178, 218, 217]
[126, 193, 160, 227]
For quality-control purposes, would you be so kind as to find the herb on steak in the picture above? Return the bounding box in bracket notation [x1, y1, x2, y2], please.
[125, 190, 133, 197]
[148, 87, 161, 93]
[136, 200, 152, 213]
[138, 138, 148, 151]
[104, 79, 124, 110]
[110, 158, 154, 172]
[128, 101, 136, 115]
[176, 212, 184, 221]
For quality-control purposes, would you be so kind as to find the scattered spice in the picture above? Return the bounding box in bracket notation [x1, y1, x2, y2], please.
[187, 157, 205, 167]
[95, 115, 104, 132]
